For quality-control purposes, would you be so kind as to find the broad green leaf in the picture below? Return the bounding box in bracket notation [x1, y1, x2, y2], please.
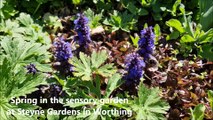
[166, 19, 185, 33]
[199, 0, 213, 31]
[208, 90, 213, 110]
[180, 34, 195, 43]
[190, 104, 205, 120]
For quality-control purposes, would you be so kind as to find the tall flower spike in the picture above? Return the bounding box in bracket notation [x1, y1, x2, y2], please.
[74, 14, 91, 47]
[53, 37, 73, 73]
[25, 63, 37, 75]
[53, 37, 72, 62]
[123, 53, 145, 86]
[137, 26, 155, 60]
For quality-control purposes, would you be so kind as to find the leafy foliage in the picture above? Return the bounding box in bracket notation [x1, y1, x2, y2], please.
[190, 104, 205, 120]
[70, 50, 117, 81]
[0, 37, 51, 72]
[103, 11, 137, 32]
[0, 57, 47, 120]
[0, 13, 51, 45]
[199, 0, 213, 31]
[64, 73, 125, 119]
[84, 8, 103, 29]
[208, 90, 213, 110]
[131, 83, 170, 120]
[166, 9, 213, 60]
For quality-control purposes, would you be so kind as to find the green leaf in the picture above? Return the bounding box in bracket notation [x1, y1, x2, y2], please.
[167, 31, 180, 40]
[16, 13, 33, 27]
[171, 0, 181, 16]
[198, 44, 213, 61]
[47, 114, 60, 120]
[130, 35, 140, 47]
[91, 50, 107, 68]
[152, 13, 162, 21]
[154, 24, 161, 41]
[103, 11, 136, 32]
[199, 0, 213, 31]
[70, 50, 117, 81]
[180, 34, 195, 43]
[105, 73, 122, 98]
[190, 104, 205, 120]
[124, 1, 148, 16]
[197, 28, 213, 43]
[138, 8, 149, 16]
[43, 13, 63, 32]
[166, 19, 185, 33]
[131, 83, 170, 120]
[0, 37, 50, 70]
[97, 63, 117, 77]
[208, 90, 213, 110]
[71, 53, 91, 81]
[0, 57, 47, 119]
[84, 8, 102, 29]
[72, 0, 81, 5]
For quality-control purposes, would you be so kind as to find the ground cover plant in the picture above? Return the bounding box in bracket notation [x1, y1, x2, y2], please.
[0, 0, 212, 120]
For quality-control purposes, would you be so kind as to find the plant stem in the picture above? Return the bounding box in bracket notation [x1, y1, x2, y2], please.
[33, 3, 41, 15]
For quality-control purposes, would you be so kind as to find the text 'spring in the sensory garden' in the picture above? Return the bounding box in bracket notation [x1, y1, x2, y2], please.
[7, 97, 132, 117]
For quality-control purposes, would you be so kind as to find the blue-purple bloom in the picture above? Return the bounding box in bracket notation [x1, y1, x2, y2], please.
[138, 27, 155, 60]
[50, 84, 63, 97]
[74, 14, 91, 46]
[25, 63, 37, 75]
[53, 37, 72, 62]
[53, 37, 73, 73]
[123, 53, 145, 85]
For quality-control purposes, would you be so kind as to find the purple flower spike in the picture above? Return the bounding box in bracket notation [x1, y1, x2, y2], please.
[74, 14, 91, 47]
[123, 53, 145, 85]
[53, 38, 72, 62]
[25, 63, 37, 75]
[53, 37, 73, 74]
[138, 27, 155, 60]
